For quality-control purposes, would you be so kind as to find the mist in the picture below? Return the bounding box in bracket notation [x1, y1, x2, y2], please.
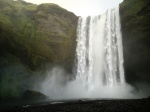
[1, 63, 150, 100]
[0, 61, 45, 99]
[36, 67, 150, 100]
[0, 0, 150, 101]
[33, 5, 150, 100]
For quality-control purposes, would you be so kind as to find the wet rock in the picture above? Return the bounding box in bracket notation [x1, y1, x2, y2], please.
[22, 90, 48, 100]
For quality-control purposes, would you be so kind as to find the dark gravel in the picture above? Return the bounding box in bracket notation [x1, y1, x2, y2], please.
[0, 98, 150, 112]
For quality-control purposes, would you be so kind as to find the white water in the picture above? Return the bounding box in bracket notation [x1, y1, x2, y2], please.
[75, 7, 125, 89]
[40, 7, 148, 99]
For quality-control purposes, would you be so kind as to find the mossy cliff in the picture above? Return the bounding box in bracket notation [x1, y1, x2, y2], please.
[0, 0, 78, 99]
[120, 0, 150, 84]
[0, 0, 78, 72]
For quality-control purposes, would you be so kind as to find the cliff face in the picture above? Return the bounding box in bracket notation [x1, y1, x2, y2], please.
[0, 0, 78, 99]
[0, 0, 78, 72]
[120, 0, 150, 84]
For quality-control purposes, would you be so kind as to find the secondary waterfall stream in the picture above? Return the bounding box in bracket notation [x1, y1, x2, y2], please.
[75, 7, 125, 89]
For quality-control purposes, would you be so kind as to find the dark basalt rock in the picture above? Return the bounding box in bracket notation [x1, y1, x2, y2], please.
[22, 90, 48, 100]
[120, 0, 150, 85]
[1, 99, 150, 112]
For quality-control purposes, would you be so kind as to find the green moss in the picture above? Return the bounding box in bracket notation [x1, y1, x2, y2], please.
[25, 4, 37, 11]
[0, 0, 78, 72]
[37, 11, 47, 18]
[120, 0, 150, 84]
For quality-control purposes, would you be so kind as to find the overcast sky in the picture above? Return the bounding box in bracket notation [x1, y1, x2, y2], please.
[23, 0, 123, 16]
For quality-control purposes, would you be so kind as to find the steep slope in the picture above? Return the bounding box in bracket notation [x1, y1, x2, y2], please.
[0, 0, 78, 71]
[120, 0, 150, 84]
[0, 0, 78, 99]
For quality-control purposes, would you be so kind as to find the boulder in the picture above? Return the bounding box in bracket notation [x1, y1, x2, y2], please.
[22, 90, 48, 100]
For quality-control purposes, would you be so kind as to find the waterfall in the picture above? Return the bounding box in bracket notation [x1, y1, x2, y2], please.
[75, 7, 125, 89]
[42, 6, 138, 99]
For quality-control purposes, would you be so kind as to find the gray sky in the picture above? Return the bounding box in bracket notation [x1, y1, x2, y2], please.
[23, 0, 123, 16]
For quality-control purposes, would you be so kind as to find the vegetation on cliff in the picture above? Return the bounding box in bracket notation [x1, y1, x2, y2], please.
[120, 0, 150, 84]
[0, 0, 78, 99]
[0, 0, 78, 70]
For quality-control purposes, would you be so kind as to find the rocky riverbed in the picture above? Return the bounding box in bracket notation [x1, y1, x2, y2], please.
[1, 98, 150, 112]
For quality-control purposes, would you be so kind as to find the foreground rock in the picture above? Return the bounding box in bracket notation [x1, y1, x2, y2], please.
[22, 90, 48, 100]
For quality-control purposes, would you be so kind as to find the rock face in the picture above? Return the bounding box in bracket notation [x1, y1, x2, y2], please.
[120, 0, 150, 84]
[0, 0, 78, 72]
[0, 0, 78, 99]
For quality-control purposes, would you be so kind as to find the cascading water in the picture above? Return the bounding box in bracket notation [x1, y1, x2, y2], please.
[41, 6, 138, 99]
[75, 7, 125, 89]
